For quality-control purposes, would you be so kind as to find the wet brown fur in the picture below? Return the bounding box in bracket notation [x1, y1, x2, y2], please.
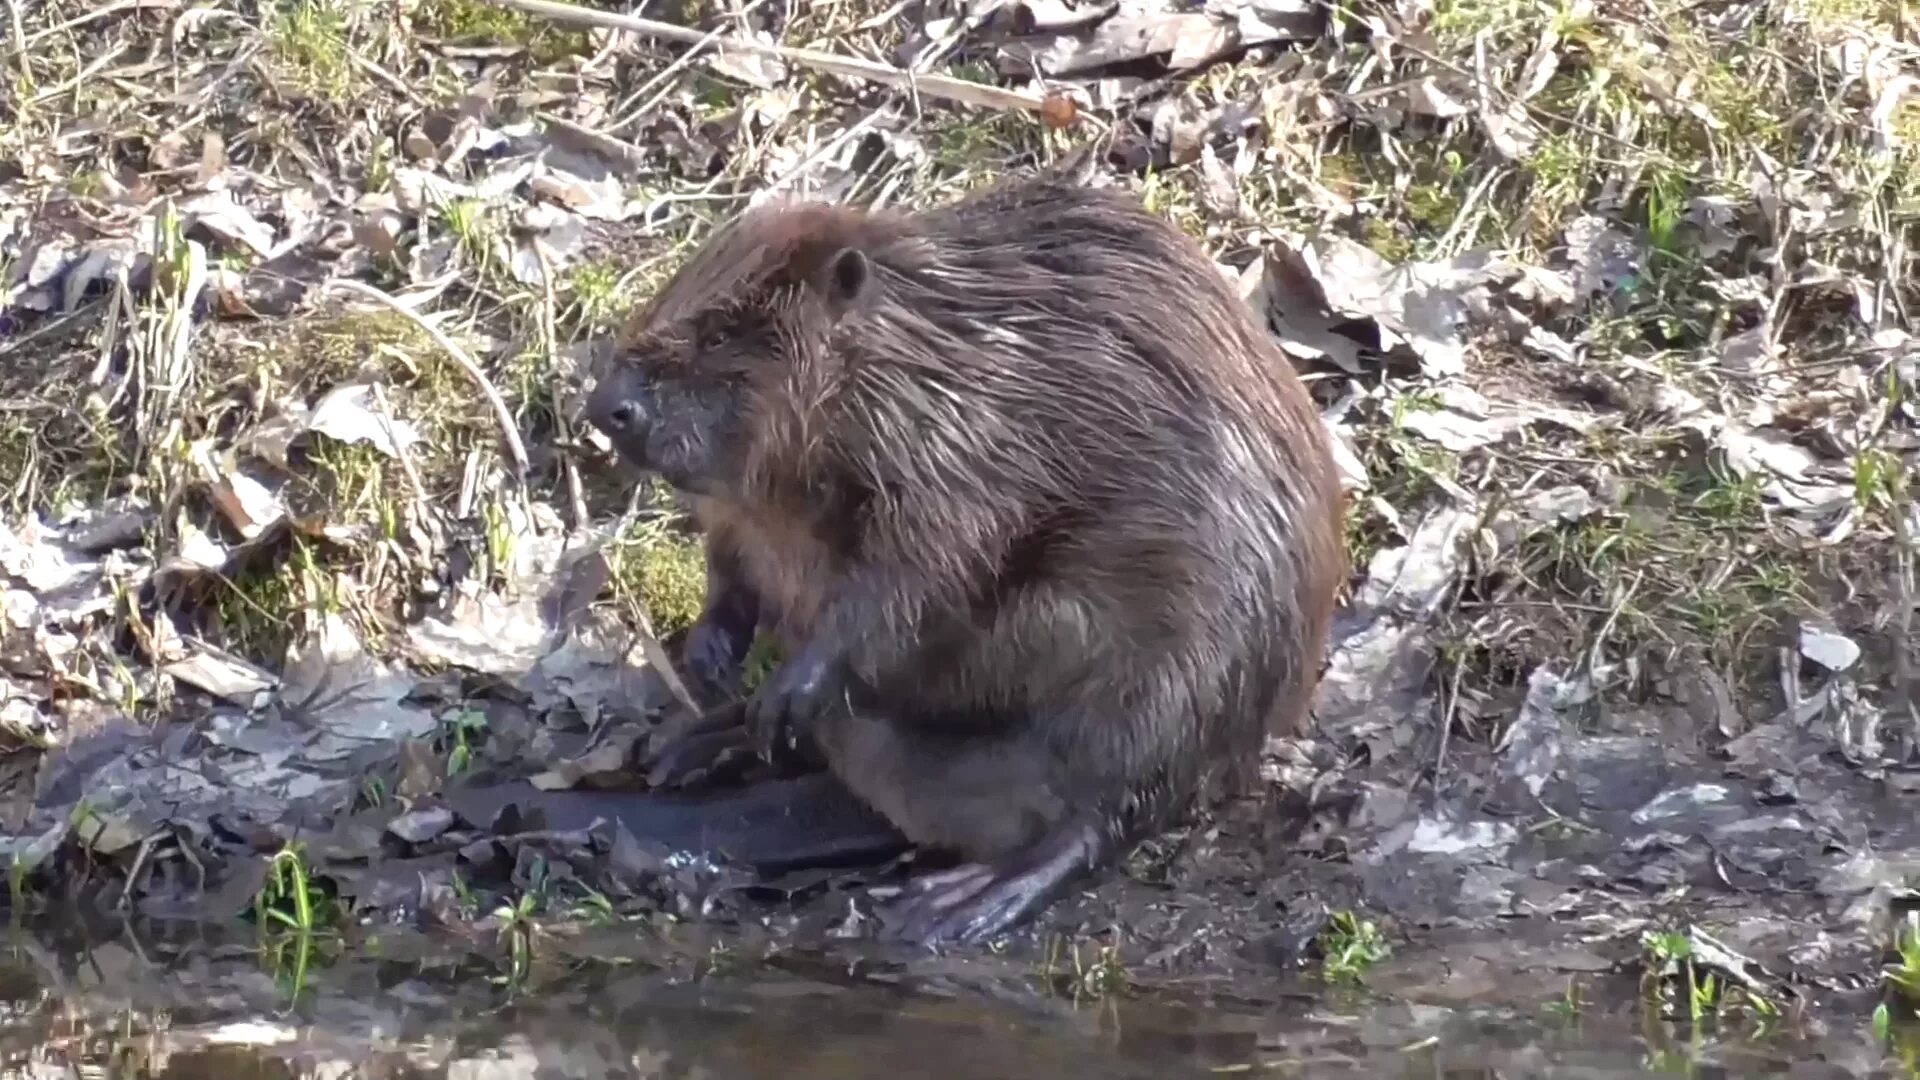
[606, 175, 1345, 875]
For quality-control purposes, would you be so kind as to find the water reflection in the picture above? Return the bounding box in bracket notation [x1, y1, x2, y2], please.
[0, 917, 1897, 1079]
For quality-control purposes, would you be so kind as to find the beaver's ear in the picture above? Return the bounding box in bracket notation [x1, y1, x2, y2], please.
[814, 246, 871, 317]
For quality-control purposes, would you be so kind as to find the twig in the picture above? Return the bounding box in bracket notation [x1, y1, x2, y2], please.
[367, 382, 432, 525]
[322, 279, 531, 480]
[533, 240, 589, 531]
[633, 604, 705, 722]
[345, 48, 425, 107]
[604, 0, 772, 135]
[118, 832, 161, 912]
[23, 0, 149, 45]
[4, 0, 27, 89]
[1434, 165, 1507, 257]
[483, 0, 1052, 115]
[1310, 0, 1685, 166]
[763, 104, 897, 195]
[1889, 448, 1918, 758]
[1431, 654, 1464, 790]
[28, 43, 130, 106]
[537, 113, 649, 172]
[607, 491, 705, 722]
[0, 299, 105, 361]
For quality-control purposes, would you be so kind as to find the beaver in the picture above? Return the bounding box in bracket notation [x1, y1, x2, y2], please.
[585, 172, 1346, 946]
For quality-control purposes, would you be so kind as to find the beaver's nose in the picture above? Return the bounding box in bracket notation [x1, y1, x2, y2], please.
[587, 367, 652, 439]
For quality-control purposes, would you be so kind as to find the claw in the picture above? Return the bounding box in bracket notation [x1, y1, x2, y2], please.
[880, 863, 1052, 946]
[680, 621, 749, 707]
[878, 824, 1105, 948]
[902, 863, 996, 896]
[645, 726, 757, 789]
[642, 704, 755, 790]
[745, 643, 842, 764]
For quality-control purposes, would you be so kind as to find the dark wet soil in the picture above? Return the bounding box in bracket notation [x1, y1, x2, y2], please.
[8, 649, 1920, 1077]
[6, 511, 1918, 1077]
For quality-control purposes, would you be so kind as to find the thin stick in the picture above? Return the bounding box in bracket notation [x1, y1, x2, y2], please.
[346, 48, 425, 107]
[322, 279, 531, 480]
[1889, 452, 1918, 758]
[22, 0, 149, 46]
[28, 43, 129, 106]
[534, 240, 590, 531]
[368, 382, 432, 524]
[483, 0, 1052, 115]
[604, 0, 771, 135]
[5, 0, 28, 89]
[1431, 656, 1464, 791]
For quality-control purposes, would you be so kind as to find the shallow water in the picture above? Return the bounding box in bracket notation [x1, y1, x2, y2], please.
[0, 915, 1907, 1080]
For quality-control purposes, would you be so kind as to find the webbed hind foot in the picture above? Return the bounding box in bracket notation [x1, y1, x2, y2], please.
[878, 822, 1108, 947]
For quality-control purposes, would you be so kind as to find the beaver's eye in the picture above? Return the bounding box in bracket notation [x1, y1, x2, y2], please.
[698, 328, 729, 352]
